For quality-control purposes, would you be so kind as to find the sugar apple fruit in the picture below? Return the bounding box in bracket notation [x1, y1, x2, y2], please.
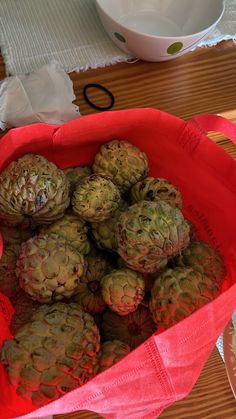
[101, 306, 156, 350]
[116, 200, 190, 273]
[0, 244, 20, 298]
[72, 255, 112, 314]
[0, 154, 70, 225]
[1, 302, 100, 406]
[101, 268, 145, 316]
[16, 233, 86, 303]
[98, 340, 130, 373]
[92, 140, 149, 193]
[91, 199, 128, 252]
[72, 174, 121, 222]
[130, 177, 182, 208]
[149, 267, 220, 329]
[39, 212, 90, 255]
[64, 166, 92, 194]
[174, 240, 226, 283]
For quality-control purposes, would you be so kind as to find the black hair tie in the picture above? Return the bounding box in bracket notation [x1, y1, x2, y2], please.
[83, 83, 115, 111]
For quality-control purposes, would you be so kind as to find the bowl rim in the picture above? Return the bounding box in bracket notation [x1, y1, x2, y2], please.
[95, 0, 225, 40]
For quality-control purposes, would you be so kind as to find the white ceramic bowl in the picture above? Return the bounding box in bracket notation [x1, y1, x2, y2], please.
[95, 0, 225, 61]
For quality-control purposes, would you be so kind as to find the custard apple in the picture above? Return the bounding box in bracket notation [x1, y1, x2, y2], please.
[72, 255, 112, 314]
[149, 267, 220, 329]
[16, 233, 86, 303]
[91, 200, 128, 252]
[116, 200, 190, 273]
[39, 212, 90, 255]
[101, 268, 145, 316]
[72, 174, 121, 222]
[130, 177, 182, 208]
[92, 140, 149, 193]
[98, 340, 130, 373]
[0, 154, 70, 225]
[64, 166, 92, 194]
[1, 302, 100, 406]
[101, 306, 156, 349]
[174, 240, 225, 283]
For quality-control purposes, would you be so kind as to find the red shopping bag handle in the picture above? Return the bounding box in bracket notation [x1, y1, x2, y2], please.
[192, 113, 236, 143]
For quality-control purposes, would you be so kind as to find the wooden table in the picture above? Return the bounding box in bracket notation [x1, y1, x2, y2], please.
[1, 40, 236, 418]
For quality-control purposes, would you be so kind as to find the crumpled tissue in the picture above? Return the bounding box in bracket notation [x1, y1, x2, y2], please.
[0, 61, 80, 130]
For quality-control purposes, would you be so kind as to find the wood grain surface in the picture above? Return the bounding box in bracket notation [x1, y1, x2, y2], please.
[1, 40, 236, 418]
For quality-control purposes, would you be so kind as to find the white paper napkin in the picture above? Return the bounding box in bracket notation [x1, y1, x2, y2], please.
[0, 61, 80, 130]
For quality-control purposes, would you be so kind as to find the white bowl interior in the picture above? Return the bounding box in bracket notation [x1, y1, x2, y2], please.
[96, 0, 224, 37]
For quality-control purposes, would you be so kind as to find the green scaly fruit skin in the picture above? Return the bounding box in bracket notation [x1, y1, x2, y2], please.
[39, 212, 91, 255]
[72, 256, 113, 315]
[116, 200, 190, 274]
[0, 244, 20, 298]
[63, 166, 92, 194]
[0, 154, 70, 226]
[72, 174, 121, 222]
[130, 177, 183, 209]
[92, 140, 149, 193]
[101, 306, 156, 350]
[1, 302, 100, 407]
[16, 233, 86, 303]
[98, 340, 130, 372]
[91, 200, 129, 252]
[149, 267, 220, 330]
[101, 268, 145, 316]
[174, 240, 226, 284]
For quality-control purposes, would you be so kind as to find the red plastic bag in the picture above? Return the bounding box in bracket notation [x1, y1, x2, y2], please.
[1, 108, 236, 419]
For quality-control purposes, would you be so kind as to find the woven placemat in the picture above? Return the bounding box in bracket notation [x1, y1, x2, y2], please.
[0, 0, 236, 76]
